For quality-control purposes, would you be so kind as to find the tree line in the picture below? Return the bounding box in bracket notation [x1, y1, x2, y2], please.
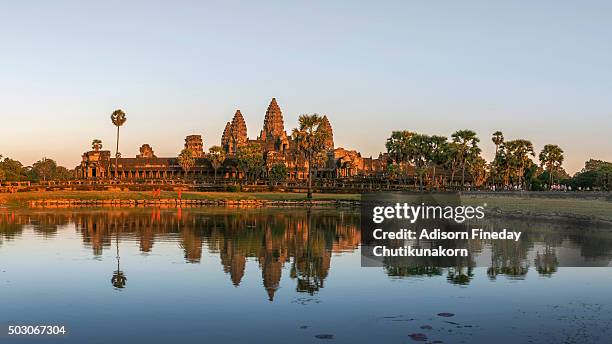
[385, 129, 609, 191]
[0, 155, 74, 183]
[3, 109, 609, 193]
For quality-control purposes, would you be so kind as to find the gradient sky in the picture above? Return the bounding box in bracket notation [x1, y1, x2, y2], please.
[1, 1, 611, 174]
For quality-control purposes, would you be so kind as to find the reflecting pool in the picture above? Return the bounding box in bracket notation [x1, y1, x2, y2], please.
[1, 208, 611, 343]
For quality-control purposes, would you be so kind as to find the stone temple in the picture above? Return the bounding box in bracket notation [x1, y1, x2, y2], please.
[78, 98, 386, 180]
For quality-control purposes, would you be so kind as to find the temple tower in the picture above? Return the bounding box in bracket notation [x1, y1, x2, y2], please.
[259, 98, 287, 142]
[258, 98, 289, 151]
[136, 144, 156, 158]
[221, 122, 232, 149]
[319, 115, 334, 150]
[184, 135, 204, 157]
[221, 110, 249, 155]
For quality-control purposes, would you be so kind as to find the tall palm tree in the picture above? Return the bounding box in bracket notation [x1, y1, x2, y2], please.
[539, 144, 564, 186]
[491, 131, 504, 186]
[111, 228, 127, 289]
[110, 109, 127, 180]
[177, 148, 196, 180]
[91, 139, 103, 151]
[451, 130, 481, 189]
[505, 139, 535, 189]
[291, 114, 329, 199]
[428, 135, 447, 189]
[385, 130, 414, 184]
[406, 134, 431, 191]
[492, 131, 504, 155]
[208, 145, 226, 182]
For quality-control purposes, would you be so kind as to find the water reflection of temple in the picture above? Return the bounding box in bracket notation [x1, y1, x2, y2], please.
[2, 210, 612, 294]
[1, 209, 360, 300]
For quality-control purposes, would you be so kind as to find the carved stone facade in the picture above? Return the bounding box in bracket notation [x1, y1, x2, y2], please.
[320, 115, 334, 150]
[184, 135, 204, 157]
[137, 144, 156, 158]
[257, 98, 289, 152]
[78, 98, 386, 180]
[78, 150, 111, 179]
[221, 110, 248, 155]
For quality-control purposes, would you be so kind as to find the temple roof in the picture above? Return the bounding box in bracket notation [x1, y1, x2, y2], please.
[319, 115, 334, 150]
[260, 98, 286, 141]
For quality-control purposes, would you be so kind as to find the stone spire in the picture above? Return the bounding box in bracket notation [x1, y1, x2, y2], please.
[319, 115, 334, 150]
[230, 110, 248, 145]
[184, 135, 204, 157]
[221, 122, 232, 147]
[221, 110, 249, 155]
[137, 144, 156, 158]
[259, 98, 287, 142]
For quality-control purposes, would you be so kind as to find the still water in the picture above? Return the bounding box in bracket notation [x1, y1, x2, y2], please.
[1, 208, 612, 344]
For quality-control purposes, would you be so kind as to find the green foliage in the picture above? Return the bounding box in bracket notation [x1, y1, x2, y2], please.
[492, 131, 504, 151]
[268, 163, 288, 184]
[92, 139, 103, 151]
[31, 158, 58, 181]
[236, 143, 264, 181]
[177, 148, 196, 174]
[208, 145, 226, 180]
[451, 129, 481, 187]
[539, 144, 564, 185]
[570, 159, 612, 190]
[386, 163, 402, 180]
[504, 139, 535, 187]
[54, 166, 74, 180]
[291, 114, 330, 198]
[110, 109, 127, 127]
[385, 130, 414, 164]
[0, 157, 25, 181]
[226, 184, 241, 192]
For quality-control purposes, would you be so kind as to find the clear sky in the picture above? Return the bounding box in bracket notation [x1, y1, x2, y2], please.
[1, 1, 610, 174]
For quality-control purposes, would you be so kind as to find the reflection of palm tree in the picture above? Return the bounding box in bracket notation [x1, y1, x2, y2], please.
[111, 229, 127, 289]
[110, 109, 127, 180]
[446, 266, 474, 285]
[535, 246, 559, 276]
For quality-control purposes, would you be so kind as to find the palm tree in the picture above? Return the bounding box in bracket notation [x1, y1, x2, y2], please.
[428, 135, 447, 189]
[236, 143, 264, 183]
[505, 139, 535, 189]
[111, 230, 127, 289]
[406, 134, 430, 191]
[291, 114, 330, 199]
[91, 139, 103, 151]
[451, 130, 481, 189]
[539, 144, 564, 186]
[492, 131, 504, 155]
[444, 142, 460, 185]
[491, 131, 504, 186]
[385, 130, 414, 184]
[177, 148, 195, 180]
[208, 145, 226, 182]
[110, 109, 127, 180]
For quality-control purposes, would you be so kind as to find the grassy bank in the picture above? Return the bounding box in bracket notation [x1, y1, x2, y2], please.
[461, 194, 612, 222]
[0, 190, 359, 209]
[1, 190, 610, 223]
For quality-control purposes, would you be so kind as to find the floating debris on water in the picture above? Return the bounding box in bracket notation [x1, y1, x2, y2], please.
[409, 333, 428, 341]
[420, 325, 433, 330]
[437, 312, 455, 317]
[314, 334, 334, 340]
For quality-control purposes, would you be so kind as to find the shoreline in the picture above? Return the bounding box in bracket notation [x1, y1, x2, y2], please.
[1, 190, 610, 225]
[25, 198, 360, 209]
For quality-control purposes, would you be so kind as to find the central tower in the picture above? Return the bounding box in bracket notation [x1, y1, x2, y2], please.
[258, 98, 287, 142]
[258, 98, 289, 151]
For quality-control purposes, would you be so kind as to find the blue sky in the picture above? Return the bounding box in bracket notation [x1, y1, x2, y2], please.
[1, 1, 610, 173]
